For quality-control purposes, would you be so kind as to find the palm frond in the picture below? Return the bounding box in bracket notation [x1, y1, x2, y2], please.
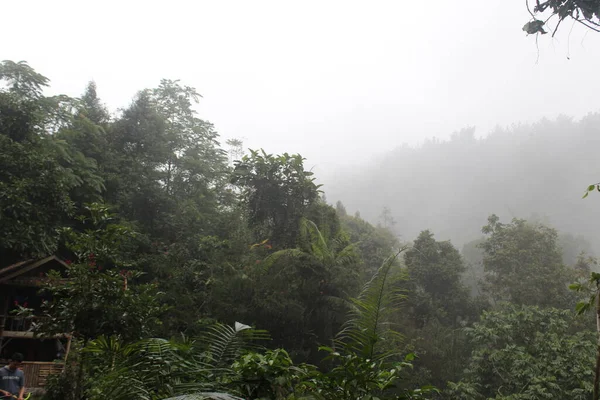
[202, 322, 270, 367]
[88, 337, 215, 400]
[334, 248, 408, 360]
[333, 243, 360, 268]
[260, 249, 310, 273]
[163, 393, 243, 400]
[299, 218, 330, 260]
[86, 322, 270, 399]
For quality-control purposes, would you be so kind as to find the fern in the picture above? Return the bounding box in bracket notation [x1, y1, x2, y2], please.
[86, 322, 268, 399]
[334, 249, 408, 360]
[260, 218, 359, 276]
[163, 394, 243, 400]
[202, 322, 270, 367]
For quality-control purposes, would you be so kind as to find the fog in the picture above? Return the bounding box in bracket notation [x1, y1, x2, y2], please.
[325, 117, 600, 256]
[6, 1, 600, 397]
[4, 0, 600, 250]
[3, 0, 600, 163]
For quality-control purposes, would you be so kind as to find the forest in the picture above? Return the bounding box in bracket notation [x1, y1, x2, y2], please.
[2, 5, 600, 399]
[2, 56, 600, 400]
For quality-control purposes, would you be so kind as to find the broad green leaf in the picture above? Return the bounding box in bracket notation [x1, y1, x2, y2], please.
[568, 283, 583, 291]
[575, 301, 590, 315]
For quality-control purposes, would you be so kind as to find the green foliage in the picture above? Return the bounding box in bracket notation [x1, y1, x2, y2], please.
[43, 359, 79, 400]
[525, 0, 600, 36]
[479, 214, 574, 307]
[335, 252, 406, 360]
[231, 349, 315, 399]
[231, 150, 321, 248]
[313, 352, 436, 400]
[0, 134, 74, 259]
[0, 60, 108, 261]
[404, 231, 473, 326]
[36, 205, 165, 342]
[461, 238, 486, 298]
[83, 323, 268, 400]
[79, 81, 110, 126]
[0, 59, 465, 399]
[251, 217, 361, 360]
[398, 232, 476, 390]
[448, 304, 595, 399]
[312, 253, 438, 399]
[39, 264, 165, 342]
[337, 206, 399, 278]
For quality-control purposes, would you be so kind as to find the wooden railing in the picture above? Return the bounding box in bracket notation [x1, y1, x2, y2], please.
[21, 361, 63, 388]
[2, 315, 46, 332]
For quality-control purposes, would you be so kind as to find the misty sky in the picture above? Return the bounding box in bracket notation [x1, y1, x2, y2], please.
[3, 0, 599, 174]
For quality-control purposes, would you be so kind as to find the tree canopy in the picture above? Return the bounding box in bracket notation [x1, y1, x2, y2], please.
[1, 59, 599, 399]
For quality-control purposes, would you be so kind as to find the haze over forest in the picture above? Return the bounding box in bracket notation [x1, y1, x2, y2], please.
[4, 0, 600, 257]
[4, 1, 600, 399]
[324, 116, 600, 256]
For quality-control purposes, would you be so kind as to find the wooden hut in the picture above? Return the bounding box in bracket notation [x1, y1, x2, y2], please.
[0, 256, 72, 389]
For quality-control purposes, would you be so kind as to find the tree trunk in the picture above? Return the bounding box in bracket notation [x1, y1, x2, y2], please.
[594, 292, 600, 400]
[74, 338, 88, 400]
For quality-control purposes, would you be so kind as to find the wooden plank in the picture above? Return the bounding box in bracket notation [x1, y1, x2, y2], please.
[0, 260, 33, 278]
[22, 363, 41, 388]
[1, 331, 68, 339]
[0, 293, 9, 351]
[64, 334, 72, 362]
[0, 256, 55, 284]
[20, 362, 64, 388]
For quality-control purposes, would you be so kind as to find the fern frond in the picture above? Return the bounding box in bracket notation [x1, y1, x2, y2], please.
[334, 249, 408, 360]
[260, 249, 309, 273]
[333, 243, 360, 268]
[163, 393, 243, 400]
[202, 322, 270, 367]
[299, 218, 329, 260]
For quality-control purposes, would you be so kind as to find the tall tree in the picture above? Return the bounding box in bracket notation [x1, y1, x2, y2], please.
[0, 61, 102, 261]
[80, 81, 110, 126]
[479, 214, 573, 308]
[231, 150, 321, 249]
[404, 230, 472, 326]
[448, 305, 595, 399]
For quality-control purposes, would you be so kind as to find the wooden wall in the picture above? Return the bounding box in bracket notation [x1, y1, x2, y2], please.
[21, 361, 63, 388]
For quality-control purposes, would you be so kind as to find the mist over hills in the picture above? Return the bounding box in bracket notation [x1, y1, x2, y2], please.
[322, 112, 600, 256]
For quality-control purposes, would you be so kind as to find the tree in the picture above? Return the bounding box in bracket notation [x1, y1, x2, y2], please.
[524, 0, 600, 36]
[226, 138, 244, 166]
[0, 60, 103, 261]
[80, 81, 110, 126]
[448, 304, 595, 399]
[37, 204, 164, 343]
[151, 79, 227, 198]
[0, 134, 74, 260]
[338, 209, 399, 278]
[404, 231, 473, 326]
[31, 204, 165, 399]
[231, 150, 321, 249]
[461, 238, 486, 297]
[254, 217, 361, 359]
[315, 251, 438, 400]
[479, 214, 573, 308]
[569, 268, 600, 400]
[379, 206, 396, 229]
[104, 81, 228, 243]
[402, 231, 474, 389]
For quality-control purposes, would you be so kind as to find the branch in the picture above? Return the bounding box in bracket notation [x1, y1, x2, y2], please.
[576, 18, 600, 32]
[526, 0, 536, 18]
[552, 17, 564, 36]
